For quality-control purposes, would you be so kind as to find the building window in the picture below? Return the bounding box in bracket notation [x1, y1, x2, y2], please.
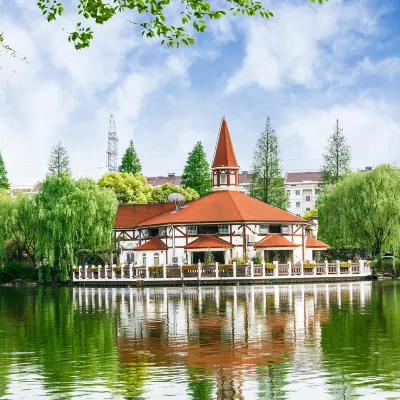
[270, 225, 281, 234]
[127, 252, 135, 264]
[295, 190, 301, 196]
[154, 253, 160, 266]
[296, 202, 301, 208]
[291, 184, 296, 187]
[220, 173, 227, 184]
[287, 201, 291, 208]
[287, 190, 290, 196]
[218, 225, 229, 234]
[259, 224, 269, 234]
[305, 196, 311, 202]
[213, 175, 217, 185]
[230, 172, 236, 185]
[315, 188, 320, 195]
[306, 208, 310, 211]
[187, 226, 197, 235]
[142, 253, 147, 266]
[158, 227, 166, 236]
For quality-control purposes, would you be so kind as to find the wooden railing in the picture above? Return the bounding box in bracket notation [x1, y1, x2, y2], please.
[72, 260, 372, 282]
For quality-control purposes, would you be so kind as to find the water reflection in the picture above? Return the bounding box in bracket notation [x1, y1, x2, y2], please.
[4, 282, 399, 400]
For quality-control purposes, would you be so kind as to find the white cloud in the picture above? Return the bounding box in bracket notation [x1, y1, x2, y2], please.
[226, 0, 380, 92]
[279, 97, 400, 172]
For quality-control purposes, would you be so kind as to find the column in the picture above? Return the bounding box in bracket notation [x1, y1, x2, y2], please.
[262, 261, 266, 278]
[288, 260, 292, 277]
[84, 265, 88, 280]
[129, 263, 133, 280]
[274, 261, 279, 277]
[300, 261, 304, 276]
[216, 262, 219, 278]
[198, 261, 202, 280]
[111, 264, 116, 280]
[336, 260, 341, 275]
[360, 260, 364, 275]
[233, 261, 237, 278]
[250, 261, 254, 278]
[325, 259, 329, 275]
[349, 260, 352, 275]
[145, 264, 149, 279]
[313, 263, 317, 276]
[98, 265, 102, 280]
[163, 263, 167, 279]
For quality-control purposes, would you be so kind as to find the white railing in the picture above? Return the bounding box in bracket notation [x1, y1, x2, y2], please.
[72, 260, 372, 282]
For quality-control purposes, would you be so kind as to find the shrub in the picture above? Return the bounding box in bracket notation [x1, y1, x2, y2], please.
[0, 261, 35, 283]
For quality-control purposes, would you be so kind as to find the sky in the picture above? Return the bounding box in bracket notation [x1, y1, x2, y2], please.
[1, 0, 400, 186]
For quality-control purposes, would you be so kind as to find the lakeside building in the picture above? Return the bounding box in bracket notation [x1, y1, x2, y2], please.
[113, 118, 330, 267]
[10, 181, 43, 198]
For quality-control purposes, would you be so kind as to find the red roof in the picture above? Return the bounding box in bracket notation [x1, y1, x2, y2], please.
[136, 191, 306, 228]
[185, 235, 233, 249]
[254, 235, 298, 248]
[134, 237, 168, 251]
[285, 172, 325, 183]
[114, 203, 175, 229]
[147, 176, 182, 187]
[212, 118, 239, 169]
[306, 236, 330, 248]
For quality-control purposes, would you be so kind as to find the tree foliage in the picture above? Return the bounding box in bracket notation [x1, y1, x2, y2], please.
[99, 172, 199, 204]
[151, 182, 199, 203]
[0, 176, 118, 282]
[34, 0, 327, 50]
[249, 117, 287, 209]
[318, 165, 400, 269]
[181, 141, 211, 196]
[321, 119, 351, 185]
[99, 172, 153, 204]
[303, 208, 318, 221]
[48, 141, 71, 177]
[0, 151, 10, 190]
[119, 140, 142, 174]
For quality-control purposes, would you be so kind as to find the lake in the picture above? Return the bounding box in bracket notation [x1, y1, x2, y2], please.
[1, 282, 399, 399]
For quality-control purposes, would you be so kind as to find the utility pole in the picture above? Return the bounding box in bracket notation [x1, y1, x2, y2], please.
[106, 114, 118, 172]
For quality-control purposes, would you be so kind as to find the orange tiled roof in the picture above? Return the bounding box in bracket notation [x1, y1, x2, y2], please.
[212, 118, 239, 168]
[254, 235, 298, 248]
[306, 236, 330, 248]
[136, 191, 306, 228]
[114, 203, 175, 229]
[185, 235, 233, 249]
[134, 237, 168, 251]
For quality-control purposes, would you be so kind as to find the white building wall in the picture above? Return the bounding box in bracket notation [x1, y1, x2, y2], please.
[285, 182, 320, 217]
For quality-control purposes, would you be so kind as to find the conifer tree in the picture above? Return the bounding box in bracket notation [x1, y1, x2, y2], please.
[0, 151, 10, 189]
[119, 140, 142, 174]
[181, 141, 211, 196]
[48, 141, 71, 177]
[321, 119, 351, 185]
[249, 117, 287, 209]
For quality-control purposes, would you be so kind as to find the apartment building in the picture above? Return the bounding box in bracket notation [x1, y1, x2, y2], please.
[284, 172, 324, 217]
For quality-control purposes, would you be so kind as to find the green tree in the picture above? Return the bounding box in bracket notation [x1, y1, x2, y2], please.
[318, 165, 400, 270]
[34, 0, 326, 50]
[321, 119, 351, 185]
[36, 175, 118, 281]
[249, 117, 287, 209]
[48, 141, 71, 177]
[181, 141, 211, 196]
[119, 140, 142, 174]
[303, 208, 318, 221]
[0, 151, 9, 190]
[151, 182, 199, 203]
[98, 172, 153, 204]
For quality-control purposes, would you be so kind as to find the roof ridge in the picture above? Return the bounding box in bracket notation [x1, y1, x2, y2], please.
[229, 191, 245, 221]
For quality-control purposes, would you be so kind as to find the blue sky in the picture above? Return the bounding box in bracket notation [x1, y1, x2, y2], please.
[1, 0, 400, 185]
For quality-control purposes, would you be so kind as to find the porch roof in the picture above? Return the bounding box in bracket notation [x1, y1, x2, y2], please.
[185, 235, 233, 249]
[134, 237, 168, 251]
[306, 236, 330, 249]
[254, 235, 298, 248]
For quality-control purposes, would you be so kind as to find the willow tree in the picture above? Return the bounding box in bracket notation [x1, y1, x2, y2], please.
[318, 165, 400, 269]
[37, 175, 118, 282]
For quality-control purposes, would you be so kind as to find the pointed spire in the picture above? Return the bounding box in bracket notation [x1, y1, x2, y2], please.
[212, 117, 239, 169]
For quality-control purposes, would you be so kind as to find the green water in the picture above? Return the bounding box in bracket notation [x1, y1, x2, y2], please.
[1, 282, 399, 399]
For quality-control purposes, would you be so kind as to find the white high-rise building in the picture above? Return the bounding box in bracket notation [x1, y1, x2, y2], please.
[284, 172, 324, 217]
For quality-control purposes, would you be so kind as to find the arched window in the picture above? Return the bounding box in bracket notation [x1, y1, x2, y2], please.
[154, 253, 160, 266]
[142, 253, 147, 266]
[230, 171, 236, 185]
[220, 173, 227, 185]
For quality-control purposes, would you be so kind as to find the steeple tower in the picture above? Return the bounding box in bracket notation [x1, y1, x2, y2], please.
[211, 117, 240, 191]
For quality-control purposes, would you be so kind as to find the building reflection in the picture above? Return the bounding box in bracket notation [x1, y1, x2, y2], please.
[73, 283, 372, 399]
